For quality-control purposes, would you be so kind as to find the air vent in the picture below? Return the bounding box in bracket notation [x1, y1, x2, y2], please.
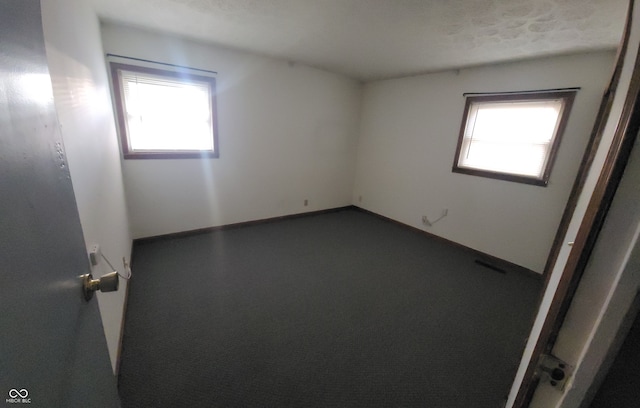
[475, 259, 507, 274]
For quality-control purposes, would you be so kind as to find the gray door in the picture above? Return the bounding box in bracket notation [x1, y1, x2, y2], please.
[0, 1, 121, 406]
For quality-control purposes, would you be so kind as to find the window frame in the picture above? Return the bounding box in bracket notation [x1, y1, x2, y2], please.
[109, 62, 219, 160]
[452, 90, 577, 186]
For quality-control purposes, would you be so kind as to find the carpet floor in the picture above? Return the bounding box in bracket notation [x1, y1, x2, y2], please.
[118, 208, 542, 407]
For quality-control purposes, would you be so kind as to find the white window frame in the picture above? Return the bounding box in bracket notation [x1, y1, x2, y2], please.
[110, 62, 219, 160]
[452, 90, 577, 186]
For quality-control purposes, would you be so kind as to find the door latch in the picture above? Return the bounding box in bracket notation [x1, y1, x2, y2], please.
[537, 354, 573, 390]
[81, 272, 119, 301]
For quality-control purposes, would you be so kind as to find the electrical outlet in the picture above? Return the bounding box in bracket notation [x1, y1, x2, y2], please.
[358, 195, 362, 203]
[304, 199, 308, 206]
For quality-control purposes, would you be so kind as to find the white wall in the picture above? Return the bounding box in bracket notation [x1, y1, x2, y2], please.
[100, 24, 363, 239]
[352, 52, 616, 272]
[41, 1, 132, 373]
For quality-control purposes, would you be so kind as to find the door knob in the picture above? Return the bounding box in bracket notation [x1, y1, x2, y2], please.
[81, 272, 119, 301]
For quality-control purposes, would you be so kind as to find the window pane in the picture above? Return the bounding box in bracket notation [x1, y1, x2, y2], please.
[455, 94, 572, 183]
[461, 140, 549, 177]
[122, 71, 214, 152]
[470, 101, 561, 144]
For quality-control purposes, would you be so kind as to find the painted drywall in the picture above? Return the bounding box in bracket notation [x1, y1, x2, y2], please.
[41, 0, 132, 373]
[100, 24, 363, 238]
[353, 52, 616, 272]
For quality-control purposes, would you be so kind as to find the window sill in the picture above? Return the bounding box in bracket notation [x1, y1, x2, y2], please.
[452, 166, 549, 186]
[123, 151, 219, 160]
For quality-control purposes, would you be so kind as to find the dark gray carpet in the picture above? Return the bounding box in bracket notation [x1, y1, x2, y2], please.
[118, 208, 542, 407]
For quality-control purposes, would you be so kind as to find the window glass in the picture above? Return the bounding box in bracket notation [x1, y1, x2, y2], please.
[110, 63, 218, 159]
[453, 91, 576, 186]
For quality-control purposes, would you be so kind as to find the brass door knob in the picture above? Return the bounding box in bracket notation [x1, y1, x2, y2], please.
[82, 272, 119, 301]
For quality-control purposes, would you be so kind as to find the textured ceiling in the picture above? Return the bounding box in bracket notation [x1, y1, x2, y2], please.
[90, 0, 628, 81]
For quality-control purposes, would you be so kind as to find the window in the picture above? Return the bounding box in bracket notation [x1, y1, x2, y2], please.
[110, 62, 218, 159]
[452, 90, 576, 186]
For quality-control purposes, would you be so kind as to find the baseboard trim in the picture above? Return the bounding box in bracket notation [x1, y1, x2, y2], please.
[115, 240, 133, 378]
[131, 205, 540, 279]
[133, 206, 357, 245]
[352, 206, 541, 279]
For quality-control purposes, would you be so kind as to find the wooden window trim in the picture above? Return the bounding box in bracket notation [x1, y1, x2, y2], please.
[109, 62, 219, 160]
[452, 91, 577, 186]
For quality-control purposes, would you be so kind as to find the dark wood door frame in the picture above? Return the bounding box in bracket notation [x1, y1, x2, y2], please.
[513, 0, 640, 405]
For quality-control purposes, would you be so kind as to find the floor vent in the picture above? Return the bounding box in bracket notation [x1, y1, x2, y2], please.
[475, 259, 507, 274]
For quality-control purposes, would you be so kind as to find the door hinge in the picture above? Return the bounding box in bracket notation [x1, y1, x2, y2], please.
[536, 354, 573, 390]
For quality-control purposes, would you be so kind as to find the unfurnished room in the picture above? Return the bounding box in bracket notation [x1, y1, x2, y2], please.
[3, 1, 640, 408]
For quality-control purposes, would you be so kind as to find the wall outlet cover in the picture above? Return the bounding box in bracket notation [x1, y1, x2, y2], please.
[89, 244, 101, 266]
